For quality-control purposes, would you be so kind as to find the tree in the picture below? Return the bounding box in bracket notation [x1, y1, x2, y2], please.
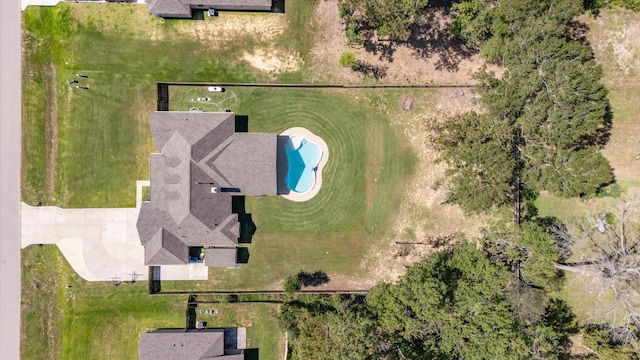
[343, 0, 429, 41]
[433, 111, 516, 213]
[552, 196, 640, 349]
[451, 0, 495, 47]
[483, 221, 561, 287]
[522, 147, 614, 198]
[277, 295, 385, 360]
[581, 324, 640, 359]
[279, 244, 579, 359]
[434, 0, 614, 213]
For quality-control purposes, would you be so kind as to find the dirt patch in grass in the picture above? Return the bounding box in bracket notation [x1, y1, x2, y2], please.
[309, 0, 499, 84]
[177, 13, 287, 46]
[44, 65, 58, 197]
[242, 47, 301, 74]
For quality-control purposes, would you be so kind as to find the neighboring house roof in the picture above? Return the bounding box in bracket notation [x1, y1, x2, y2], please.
[139, 329, 244, 360]
[147, 0, 191, 17]
[137, 111, 276, 266]
[146, 0, 272, 17]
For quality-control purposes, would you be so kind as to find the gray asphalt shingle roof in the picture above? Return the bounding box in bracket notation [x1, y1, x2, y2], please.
[147, 0, 272, 17]
[137, 111, 276, 267]
[139, 329, 244, 360]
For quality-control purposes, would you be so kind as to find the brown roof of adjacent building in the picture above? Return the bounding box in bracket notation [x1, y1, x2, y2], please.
[137, 111, 276, 267]
[139, 329, 244, 360]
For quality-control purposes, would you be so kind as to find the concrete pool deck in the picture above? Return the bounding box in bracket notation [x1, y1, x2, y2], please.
[279, 127, 329, 202]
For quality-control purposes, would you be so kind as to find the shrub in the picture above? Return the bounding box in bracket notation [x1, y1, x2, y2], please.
[338, 2, 350, 18]
[339, 51, 358, 69]
[345, 21, 362, 44]
[284, 275, 302, 294]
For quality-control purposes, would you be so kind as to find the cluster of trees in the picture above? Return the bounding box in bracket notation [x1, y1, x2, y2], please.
[338, 0, 430, 41]
[437, 0, 614, 213]
[279, 244, 579, 359]
[278, 199, 640, 358]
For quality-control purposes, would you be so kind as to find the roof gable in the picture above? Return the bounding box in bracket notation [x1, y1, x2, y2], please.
[207, 133, 277, 195]
[145, 229, 188, 265]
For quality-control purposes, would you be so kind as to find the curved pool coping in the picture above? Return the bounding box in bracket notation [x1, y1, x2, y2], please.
[280, 127, 329, 202]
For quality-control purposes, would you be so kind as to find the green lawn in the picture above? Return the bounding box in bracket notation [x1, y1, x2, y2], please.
[21, 3, 416, 359]
[160, 86, 417, 291]
[21, 3, 312, 207]
[21, 246, 281, 360]
[21, 3, 314, 360]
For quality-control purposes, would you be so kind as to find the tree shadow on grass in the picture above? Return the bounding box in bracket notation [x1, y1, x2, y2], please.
[355, 60, 388, 79]
[297, 271, 330, 287]
[567, 20, 591, 46]
[543, 298, 580, 353]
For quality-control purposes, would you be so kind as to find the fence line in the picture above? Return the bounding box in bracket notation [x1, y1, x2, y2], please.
[150, 289, 370, 296]
[158, 82, 475, 89]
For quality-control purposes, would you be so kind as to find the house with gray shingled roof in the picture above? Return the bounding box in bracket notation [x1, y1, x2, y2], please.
[139, 329, 244, 360]
[146, 0, 273, 18]
[137, 111, 276, 267]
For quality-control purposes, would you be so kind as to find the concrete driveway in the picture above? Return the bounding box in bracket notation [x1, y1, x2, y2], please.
[21, 202, 208, 281]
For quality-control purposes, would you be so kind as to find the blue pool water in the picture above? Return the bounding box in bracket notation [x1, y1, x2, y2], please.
[285, 136, 322, 193]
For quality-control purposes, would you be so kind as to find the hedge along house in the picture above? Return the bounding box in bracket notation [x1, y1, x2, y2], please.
[146, 0, 273, 18]
[136, 111, 276, 268]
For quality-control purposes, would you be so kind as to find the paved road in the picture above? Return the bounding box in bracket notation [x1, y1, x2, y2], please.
[0, 0, 22, 359]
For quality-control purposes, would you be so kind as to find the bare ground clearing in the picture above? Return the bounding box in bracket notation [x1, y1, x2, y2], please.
[309, 0, 499, 84]
[580, 10, 640, 186]
[359, 89, 487, 286]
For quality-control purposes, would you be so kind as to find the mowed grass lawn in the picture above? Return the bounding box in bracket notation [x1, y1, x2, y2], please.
[21, 3, 415, 359]
[21, 3, 313, 360]
[165, 87, 416, 290]
[22, 3, 312, 208]
[22, 246, 281, 360]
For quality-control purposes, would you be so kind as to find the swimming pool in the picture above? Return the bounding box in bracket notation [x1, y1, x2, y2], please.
[285, 135, 322, 193]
